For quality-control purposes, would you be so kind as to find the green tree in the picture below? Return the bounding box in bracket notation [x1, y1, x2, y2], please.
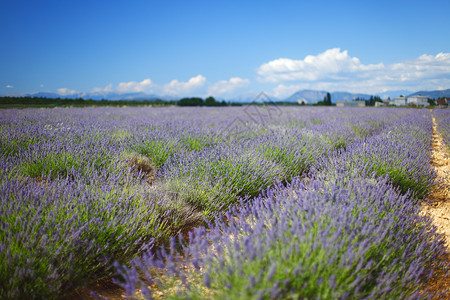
[205, 96, 218, 106]
[325, 92, 332, 105]
[177, 97, 204, 106]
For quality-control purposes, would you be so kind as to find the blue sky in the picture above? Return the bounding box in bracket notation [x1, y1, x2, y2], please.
[1, 0, 450, 99]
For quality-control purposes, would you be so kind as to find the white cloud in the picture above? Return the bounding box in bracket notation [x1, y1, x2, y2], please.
[162, 75, 206, 96]
[116, 78, 153, 93]
[91, 79, 154, 95]
[88, 76, 206, 97]
[385, 53, 450, 82]
[92, 83, 113, 94]
[259, 49, 450, 95]
[57, 88, 77, 95]
[258, 48, 384, 82]
[207, 77, 250, 96]
[6, 85, 13, 88]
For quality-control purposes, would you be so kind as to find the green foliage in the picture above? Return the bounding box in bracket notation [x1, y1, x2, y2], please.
[177, 97, 204, 107]
[353, 96, 383, 106]
[204, 96, 222, 106]
[0, 137, 39, 156]
[0, 96, 176, 108]
[19, 151, 110, 179]
[132, 139, 180, 169]
[181, 135, 213, 151]
[349, 124, 371, 138]
[311, 118, 324, 124]
[167, 152, 284, 214]
[258, 145, 314, 181]
[325, 92, 332, 105]
[176, 97, 227, 107]
[372, 164, 430, 200]
[20, 152, 81, 178]
[316, 93, 333, 106]
[0, 184, 176, 299]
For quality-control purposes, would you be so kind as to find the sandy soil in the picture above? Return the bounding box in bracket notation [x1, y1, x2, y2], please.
[421, 114, 450, 297]
[423, 116, 450, 242]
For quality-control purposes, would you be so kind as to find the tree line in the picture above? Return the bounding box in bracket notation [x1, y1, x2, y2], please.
[0, 96, 177, 107]
[353, 96, 383, 106]
[0, 96, 241, 107]
[2, 95, 408, 108]
[177, 96, 228, 106]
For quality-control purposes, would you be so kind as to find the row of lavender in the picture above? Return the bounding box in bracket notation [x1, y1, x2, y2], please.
[118, 109, 448, 299]
[434, 108, 450, 152]
[0, 106, 438, 298]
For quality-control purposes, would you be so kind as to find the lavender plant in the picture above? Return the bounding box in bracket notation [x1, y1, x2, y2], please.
[119, 175, 446, 299]
[0, 172, 184, 298]
[115, 108, 446, 299]
[0, 106, 441, 299]
[313, 109, 435, 200]
[433, 108, 450, 151]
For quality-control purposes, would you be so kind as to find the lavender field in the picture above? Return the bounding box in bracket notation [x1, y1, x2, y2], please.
[1, 106, 449, 299]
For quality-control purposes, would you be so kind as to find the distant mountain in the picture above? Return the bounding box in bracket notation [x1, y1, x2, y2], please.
[331, 91, 373, 101]
[284, 89, 372, 104]
[4, 88, 449, 103]
[86, 92, 162, 101]
[1, 92, 69, 98]
[231, 93, 260, 103]
[284, 90, 327, 103]
[407, 89, 450, 99]
[25, 92, 65, 98]
[3, 91, 168, 101]
[376, 90, 412, 100]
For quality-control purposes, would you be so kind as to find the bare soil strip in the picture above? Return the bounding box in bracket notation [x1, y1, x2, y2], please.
[422, 113, 450, 297]
[66, 279, 124, 300]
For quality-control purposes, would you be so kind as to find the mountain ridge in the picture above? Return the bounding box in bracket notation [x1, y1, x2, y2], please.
[407, 89, 450, 99]
[2, 88, 450, 103]
[284, 90, 374, 104]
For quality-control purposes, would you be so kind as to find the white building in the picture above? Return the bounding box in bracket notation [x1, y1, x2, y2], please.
[393, 96, 407, 106]
[336, 101, 365, 107]
[407, 95, 429, 107]
[375, 101, 388, 107]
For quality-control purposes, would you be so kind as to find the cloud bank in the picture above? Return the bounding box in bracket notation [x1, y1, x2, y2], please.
[162, 75, 206, 96]
[258, 48, 384, 82]
[258, 48, 450, 97]
[117, 78, 153, 93]
[87, 75, 250, 98]
[52, 49, 450, 100]
[89, 75, 206, 97]
[57, 88, 78, 96]
[207, 77, 250, 96]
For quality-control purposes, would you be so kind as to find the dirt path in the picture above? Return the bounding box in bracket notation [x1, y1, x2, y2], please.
[65, 279, 125, 300]
[424, 114, 450, 243]
[422, 112, 450, 296]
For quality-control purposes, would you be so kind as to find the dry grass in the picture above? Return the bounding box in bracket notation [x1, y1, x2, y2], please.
[127, 152, 157, 184]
